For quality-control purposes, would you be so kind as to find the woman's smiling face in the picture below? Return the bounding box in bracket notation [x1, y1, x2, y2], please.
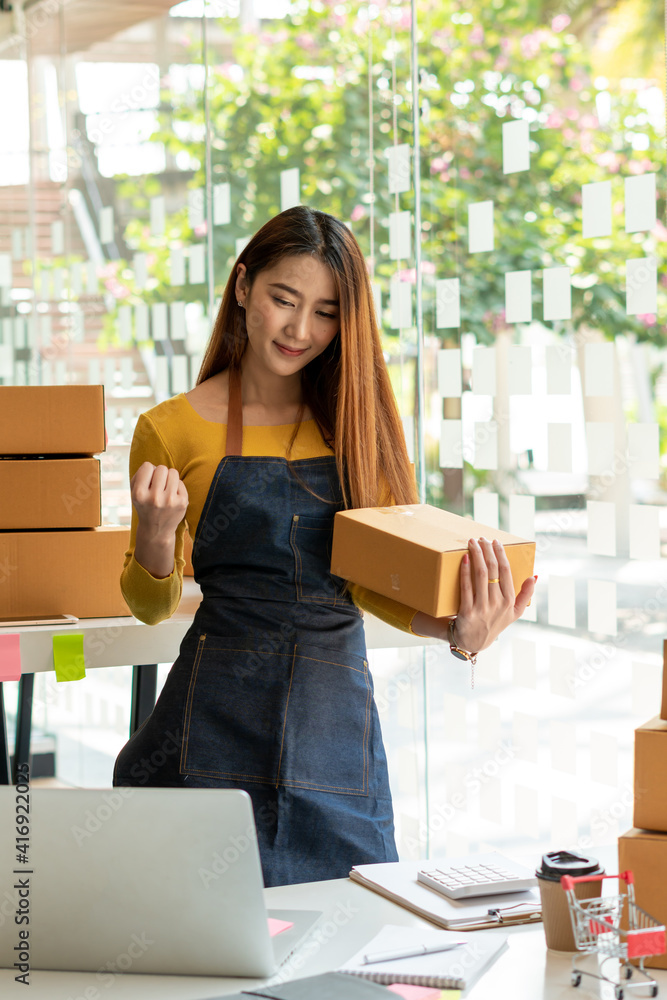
[236, 254, 340, 374]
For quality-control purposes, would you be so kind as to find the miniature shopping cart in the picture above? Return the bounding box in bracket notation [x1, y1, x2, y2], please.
[561, 870, 666, 999]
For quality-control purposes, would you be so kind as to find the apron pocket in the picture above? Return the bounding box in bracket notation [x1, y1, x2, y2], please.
[179, 634, 293, 784]
[276, 640, 371, 796]
[290, 513, 348, 605]
[179, 634, 372, 796]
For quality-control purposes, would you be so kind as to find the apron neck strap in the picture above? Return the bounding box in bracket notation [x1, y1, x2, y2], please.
[226, 364, 243, 456]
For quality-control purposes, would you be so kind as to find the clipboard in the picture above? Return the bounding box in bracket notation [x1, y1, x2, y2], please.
[349, 861, 542, 931]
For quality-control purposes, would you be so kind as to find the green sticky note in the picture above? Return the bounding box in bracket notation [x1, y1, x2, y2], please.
[53, 633, 86, 682]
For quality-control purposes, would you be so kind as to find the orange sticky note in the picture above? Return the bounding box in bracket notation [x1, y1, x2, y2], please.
[268, 918, 293, 937]
[0, 634, 21, 682]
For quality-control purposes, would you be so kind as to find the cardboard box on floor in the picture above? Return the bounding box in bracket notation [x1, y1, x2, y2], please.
[0, 526, 131, 618]
[330, 504, 535, 619]
[634, 716, 667, 832]
[0, 385, 105, 456]
[662, 639, 667, 721]
[0, 458, 101, 529]
[618, 829, 667, 969]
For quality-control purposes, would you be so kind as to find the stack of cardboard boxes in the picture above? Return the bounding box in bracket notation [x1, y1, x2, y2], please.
[618, 640, 667, 969]
[0, 386, 131, 619]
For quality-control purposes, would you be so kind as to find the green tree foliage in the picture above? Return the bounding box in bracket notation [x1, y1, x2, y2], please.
[110, 0, 664, 352]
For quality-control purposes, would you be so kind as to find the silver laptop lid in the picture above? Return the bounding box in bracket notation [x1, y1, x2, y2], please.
[0, 787, 276, 977]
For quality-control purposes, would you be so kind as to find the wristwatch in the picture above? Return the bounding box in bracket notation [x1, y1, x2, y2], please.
[448, 618, 478, 665]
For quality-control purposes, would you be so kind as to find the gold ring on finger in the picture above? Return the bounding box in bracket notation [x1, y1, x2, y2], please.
[488, 578, 500, 584]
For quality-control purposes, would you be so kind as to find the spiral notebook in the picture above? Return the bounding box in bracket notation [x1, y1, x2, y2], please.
[338, 925, 508, 991]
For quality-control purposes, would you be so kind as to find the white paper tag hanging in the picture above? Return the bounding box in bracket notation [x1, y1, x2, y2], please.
[280, 168, 300, 211]
[582, 181, 612, 238]
[169, 248, 185, 287]
[437, 348, 462, 397]
[626, 257, 657, 315]
[625, 173, 656, 233]
[386, 144, 411, 194]
[435, 278, 460, 329]
[468, 201, 494, 253]
[543, 267, 571, 321]
[389, 274, 412, 329]
[502, 119, 530, 174]
[188, 189, 205, 230]
[99, 206, 114, 244]
[505, 270, 532, 324]
[213, 183, 231, 225]
[150, 196, 166, 237]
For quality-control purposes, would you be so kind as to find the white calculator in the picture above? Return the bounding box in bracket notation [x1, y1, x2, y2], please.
[417, 851, 538, 900]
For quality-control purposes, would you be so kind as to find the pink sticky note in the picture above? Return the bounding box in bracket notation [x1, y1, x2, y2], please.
[0, 634, 21, 682]
[268, 918, 294, 937]
[387, 985, 443, 1000]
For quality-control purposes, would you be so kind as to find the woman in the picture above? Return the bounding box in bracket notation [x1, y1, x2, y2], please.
[114, 206, 535, 887]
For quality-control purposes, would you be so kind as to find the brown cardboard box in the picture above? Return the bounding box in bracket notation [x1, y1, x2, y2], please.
[634, 717, 667, 832]
[0, 385, 105, 456]
[0, 526, 131, 618]
[618, 829, 667, 969]
[330, 504, 535, 619]
[661, 640, 667, 721]
[0, 458, 101, 529]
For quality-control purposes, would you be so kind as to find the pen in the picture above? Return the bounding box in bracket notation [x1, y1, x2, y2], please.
[362, 941, 466, 965]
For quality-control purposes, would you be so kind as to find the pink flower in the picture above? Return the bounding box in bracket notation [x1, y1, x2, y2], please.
[570, 78, 584, 92]
[580, 132, 594, 154]
[459, 167, 472, 180]
[350, 205, 365, 222]
[652, 220, 667, 241]
[296, 33, 317, 51]
[552, 53, 566, 66]
[638, 313, 656, 326]
[494, 55, 509, 71]
[500, 37, 512, 53]
[431, 157, 446, 172]
[469, 25, 484, 44]
[551, 14, 571, 31]
[397, 263, 435, 283]
[520, 33, 541, 59]
[597, 150, 621, 173]
[545, 111, 564, 128]
[105, 278, 130, 298]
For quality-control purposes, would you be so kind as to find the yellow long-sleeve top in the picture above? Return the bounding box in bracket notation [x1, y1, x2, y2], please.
[120, 392, 425, 636]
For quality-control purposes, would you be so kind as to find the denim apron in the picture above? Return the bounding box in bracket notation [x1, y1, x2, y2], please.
[113, 365, 398, 886]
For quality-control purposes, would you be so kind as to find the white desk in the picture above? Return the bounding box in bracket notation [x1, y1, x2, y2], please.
[0, 579, 438, 782]
[0, 875, 664, 999]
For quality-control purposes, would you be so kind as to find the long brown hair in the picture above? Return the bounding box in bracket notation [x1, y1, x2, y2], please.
[196, 206, 418, 510]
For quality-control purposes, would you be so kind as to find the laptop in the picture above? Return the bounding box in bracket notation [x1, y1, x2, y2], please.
[0, 787, 321, 977]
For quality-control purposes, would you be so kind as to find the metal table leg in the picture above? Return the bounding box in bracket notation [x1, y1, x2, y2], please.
[13, 673, 34, 783]
[0, 684, 10, 785]
[130, 664, 157, 736]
